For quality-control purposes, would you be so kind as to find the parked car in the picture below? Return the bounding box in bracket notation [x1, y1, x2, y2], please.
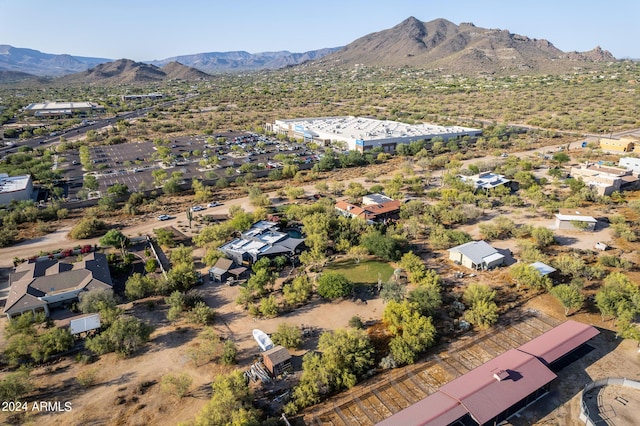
[157, 214, 171, 221]
[191, 205, 205, 212]
[207, 201, 222, 208]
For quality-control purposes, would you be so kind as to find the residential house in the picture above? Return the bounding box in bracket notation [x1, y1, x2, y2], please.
[448, 240, 505, 270]
[599, 136, 640, 153]
[459, 171, 512, 192]
[335, 194, 401, 224]
[570, 162, 638, 196]
[619, 157, 640, 174]
[219, 221, 305, 266]
[4, 253, 113, 319]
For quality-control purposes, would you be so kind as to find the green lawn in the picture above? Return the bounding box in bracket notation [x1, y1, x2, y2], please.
[325, 259, 394, 284]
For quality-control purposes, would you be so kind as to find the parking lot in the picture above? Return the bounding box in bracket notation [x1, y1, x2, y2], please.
[60, 132, 322, 198]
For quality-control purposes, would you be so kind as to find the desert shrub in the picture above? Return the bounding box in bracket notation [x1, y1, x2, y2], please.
[76, 367, 99, 387]
[0, 370, 32, 401]
[348, 315, 364, 329]
[220, 340, 238, 365]
[69, 217, 106, 239]
[161, 372, 193, 398]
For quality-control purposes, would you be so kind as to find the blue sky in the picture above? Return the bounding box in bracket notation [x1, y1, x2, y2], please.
[1, 0, 638, 60]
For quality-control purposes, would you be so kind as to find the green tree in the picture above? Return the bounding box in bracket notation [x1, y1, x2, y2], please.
[32, 327, 74, 363]
[125, 273, 155, 300]
[552, 152, 570, 166]
[361, 230, 403, 261]
[83, 174, 99, 191]
[85, 315, 153, 356]
[317, 272, 353, 299]
[318, 328, 375, 389]
[383, 300, 436, 364]
[99, 229, 130, 258]
[169, 244, 193, 266]
[167, 262, 198, 292]
[107, 183, 129, 197]
[347, 245, 369, 264]
[464, 299, 499, 329]
[69, 217, 105, 239]
[283, 275, 313, 306]
[193, 371, 260, 426]
[531, 226, 555, 248]
[285, 186, 305, 200]
[271, 323, 303, 349]
[380, 281, 406, 302]
[78, 288, 117, 314]
[510, 263, 552, 291]
[258, 295, 279, 317]
[154, 227, 176, 248]
[407, 285, 442, 317]
[145, 258, 159, 273]
[551, 284, 584, 316]
[220, 340, 238, 365]
[463, 284, 496, 306]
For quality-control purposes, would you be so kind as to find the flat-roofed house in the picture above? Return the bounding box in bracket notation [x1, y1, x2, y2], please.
[219, 221, 305, 266]
[459, 171, 512, 192]
[23, 101, 105, 117]
[570, 162, 638, 195]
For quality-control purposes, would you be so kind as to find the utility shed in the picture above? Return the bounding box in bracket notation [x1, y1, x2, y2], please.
[208, 258, 233, 282]
[555, 213, 597, 231]
[262, 345, 292, 377]
[529, 261, 556, 277]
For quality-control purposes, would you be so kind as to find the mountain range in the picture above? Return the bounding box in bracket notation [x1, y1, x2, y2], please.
[0, 17, 619, 82]
[318, 17, 616, 74]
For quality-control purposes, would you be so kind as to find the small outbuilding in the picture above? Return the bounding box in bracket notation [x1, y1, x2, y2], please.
[555, 213, 597, 231]
[208, 258, 247, 283]
[529, 261, 557, 277]
[448, 240, 505, 270]
[262, 345, 292, 377]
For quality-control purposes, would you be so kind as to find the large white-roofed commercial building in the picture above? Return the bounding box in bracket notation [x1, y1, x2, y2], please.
[23, 101, 105, 117]
[0, 174, 33, 205]
[267, 116, 482, 152]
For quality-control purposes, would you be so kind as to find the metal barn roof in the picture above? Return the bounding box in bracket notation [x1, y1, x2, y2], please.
[517, 320, 600, 365]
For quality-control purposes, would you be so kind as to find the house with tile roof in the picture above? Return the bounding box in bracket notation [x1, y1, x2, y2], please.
[335, 194, 401, 224]
[4, 252, 113, 319]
